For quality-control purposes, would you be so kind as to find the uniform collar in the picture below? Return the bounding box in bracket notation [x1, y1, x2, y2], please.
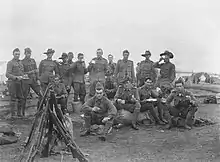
[12, 58, 20, 62]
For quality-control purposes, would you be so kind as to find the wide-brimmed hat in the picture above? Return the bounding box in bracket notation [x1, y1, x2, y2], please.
[59, 53, 68, 59]
[43, 48, 55, 54]
[141, 50, 151, 57]
[160, 50, 174, 59]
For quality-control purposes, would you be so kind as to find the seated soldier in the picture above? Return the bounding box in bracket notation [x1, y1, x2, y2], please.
[53, 76, 68, 115]
[113, 76, 141, 130]
[138, 77, 167, 125]
[166, 79, 198, 130]
[81, 81, 117, 141]
[104, 76, 117, 100]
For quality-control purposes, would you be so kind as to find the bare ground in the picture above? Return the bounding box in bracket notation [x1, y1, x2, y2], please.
[1, 87, 220, 162]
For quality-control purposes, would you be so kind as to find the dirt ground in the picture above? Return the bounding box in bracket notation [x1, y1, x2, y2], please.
[1, 93, 220, 161]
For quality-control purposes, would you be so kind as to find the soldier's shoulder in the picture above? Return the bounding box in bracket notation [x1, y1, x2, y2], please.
[117, 59, 123, 63]
[128, 60, 133, 63]
[7, 59, 14, 65]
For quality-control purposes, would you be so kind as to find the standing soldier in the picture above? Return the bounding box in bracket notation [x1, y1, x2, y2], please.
[137, 50, 157, 87]
[67, 52, 74, 65]
[69, 53, 88, 104]
[106, 54, 116, 77]
[6, 48, 25, 118]
[114, 75, 140, 130]
[39, 48, 59, 93]
[58, 53, 71, 93]
[154, 50, 176, 88]
[114, 50, 136, 86]
[87, 48, 108, 99]
[21, 48, 42, 115]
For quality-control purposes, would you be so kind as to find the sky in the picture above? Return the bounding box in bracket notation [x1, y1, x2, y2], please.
[0, 0, 220, 73]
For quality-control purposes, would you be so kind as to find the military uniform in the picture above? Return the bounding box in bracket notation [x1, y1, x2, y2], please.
[81, 83, 117, 140]
[137, 60, 157, 87]
[87, 57, 108, 97]
[154, 61, 176, 88]
[114, 83, 140, 129]
[106, 62, 116, 77]
[138, 86, 167, 124]
[104, 76, 117, 100]
[53, 82, 68, 114]
[114, 59, 136, 85]
[166, 89, 198, 129]
[22, 57, 42, 116]
[6, 58, 25, 117]
[69, 61, 87, 103]
[39, 59, 59, 92]
[58, 62, 71, 91]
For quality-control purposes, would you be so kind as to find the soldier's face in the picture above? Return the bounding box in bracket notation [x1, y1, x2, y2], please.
[145, 54, 151, 59]
[175, 83, 184, 91]
[145, 79, 153, 87]
[123, 53, 129, 60]
[97, 49, 103, 58]
[78, 55, 84, 61]
[25, 52, 31, 58]
[13, 51, 20, 60]
[62, 57, 68, 62]
[96, 90, 104, 99]
[47, 53, 53, 58]
[54, 78, 59, 84]
[68, 54, 73, 60]
[108, 56, 113, 62]
[164, 55, 169, 62]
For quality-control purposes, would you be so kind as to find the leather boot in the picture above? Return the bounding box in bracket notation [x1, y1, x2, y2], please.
[17, 100, 22, 117]
[9, 101, 17, 118]
[21, 99, 26, 117]
[149, 108, 165, 125]
[80, 115, 91, 137]
[184, 112, 193, 130]
[158, 106, 168, 124]
[131, 110, 139, 130]
[99, 121, 113, 141]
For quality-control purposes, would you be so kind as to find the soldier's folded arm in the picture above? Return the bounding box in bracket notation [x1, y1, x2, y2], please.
[166, 92, 175, 105]
[106, 99, 117, 119]
[6, 61, 17, 80]
[82, 98, 95, 112]
[151, 90, 159, 98]
[87, 59, 95, 72]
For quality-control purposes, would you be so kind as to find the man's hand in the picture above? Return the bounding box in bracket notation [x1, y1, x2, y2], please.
[61, 94, 66, 98]
[66, 85, 70, 91]
[161, 98, 166, 103]
[16, 76, 23, 81]
[102, 117, 110, 123]
[92, 106, 100, 112]
[90, 60, 95, 64]
[37, 80, 41, 86]
[159, 57, 164, 62]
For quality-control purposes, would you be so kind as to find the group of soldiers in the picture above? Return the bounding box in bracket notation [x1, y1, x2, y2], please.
[6, 47, 198, 141]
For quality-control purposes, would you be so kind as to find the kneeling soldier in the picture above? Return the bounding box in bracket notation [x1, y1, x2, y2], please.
[114, 76, 141, 130]
[81, 81, 117, 141]
[53, 76, 68, 115]
[138, 77, 167, 125]
[166, 79, 198, 130]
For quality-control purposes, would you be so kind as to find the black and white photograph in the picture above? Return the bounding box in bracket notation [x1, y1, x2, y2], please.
[0, 0, 220, 161]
